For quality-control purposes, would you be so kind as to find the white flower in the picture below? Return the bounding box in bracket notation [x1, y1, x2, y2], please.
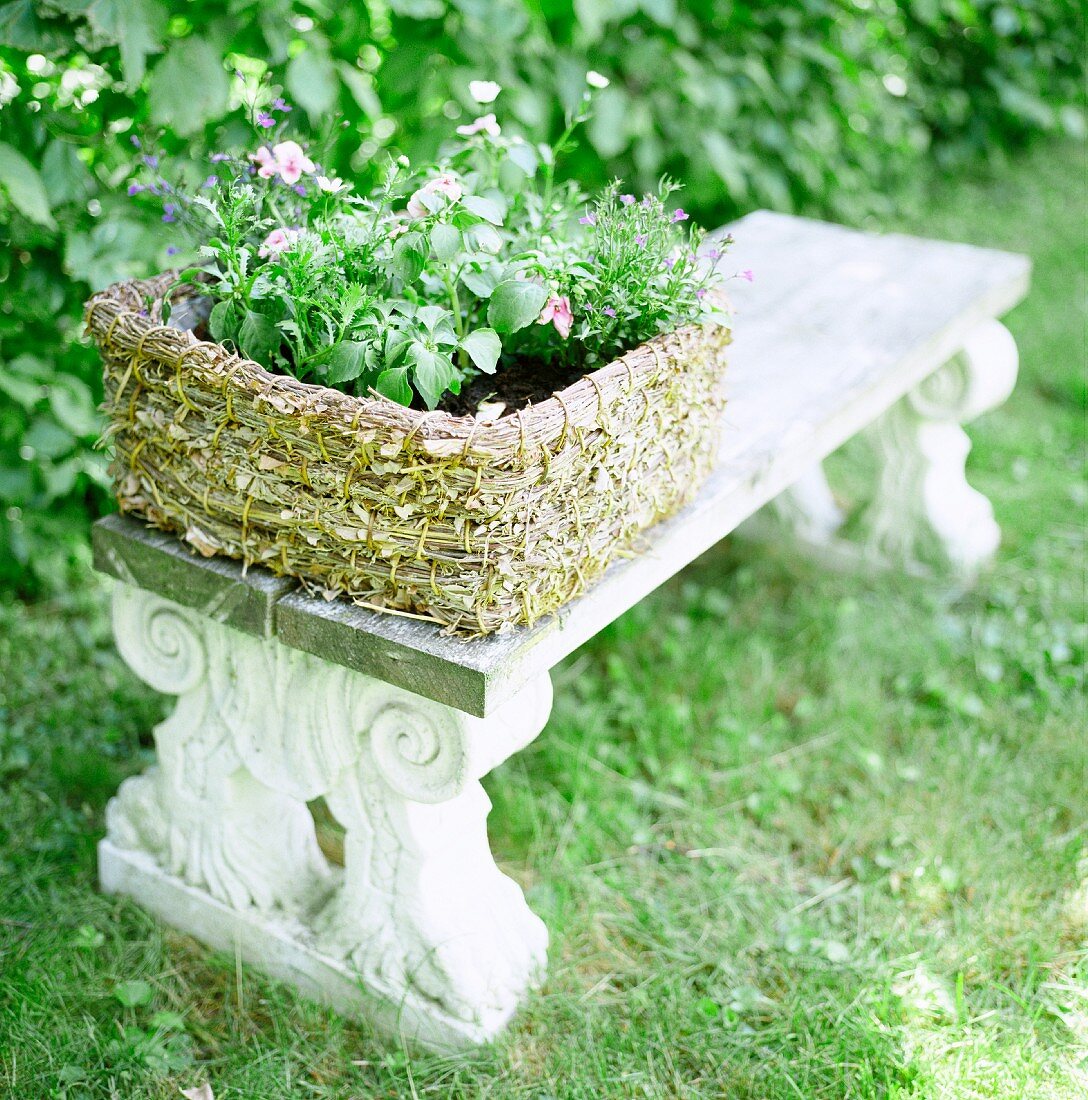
[468, 80, 502, 104]
[316, 175, 348, 193]
[586, 70, 610, 89]
[456, 113, 501, 138]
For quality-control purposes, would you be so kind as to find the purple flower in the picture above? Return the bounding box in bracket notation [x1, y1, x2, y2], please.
[579, 213, 596, 225]
[619, 193, 635, 206]
[257, 112, 275, 129]
[127, 183, 144, 197]
[663, 255, 676, 269]
[142, 154, 159, 169]
[740, 268, 754, 282]
[202, 175, 218, 188]
[210, 152, 230, 163]
[271, 98, 292, 112]
[696, 288, 707, 299]
[706, 248, 721, 261]
[671, 208, 689, 223]
[602, 306, 616, 317]
[294, 184, 307, 196]
[641, 196, 652, 208]
[162, 203, 177, 223]
[130, 135, 141, 148]
[166, 245, 180, 256]
[634, 234, 647, 247]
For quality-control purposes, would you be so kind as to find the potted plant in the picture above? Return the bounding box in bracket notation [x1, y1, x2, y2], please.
[85, 77, 736, 635]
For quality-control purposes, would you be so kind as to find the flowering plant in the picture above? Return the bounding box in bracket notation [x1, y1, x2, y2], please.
[130, 79, 737, 411]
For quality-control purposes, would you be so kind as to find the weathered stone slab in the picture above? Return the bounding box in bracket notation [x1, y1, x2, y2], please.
[92, 211, 1031, 715]
[92, 513, 296, 638]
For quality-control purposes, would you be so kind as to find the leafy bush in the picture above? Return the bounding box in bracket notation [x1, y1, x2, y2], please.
[0, 0, 1082, 593]
[152, 92, 727, 409]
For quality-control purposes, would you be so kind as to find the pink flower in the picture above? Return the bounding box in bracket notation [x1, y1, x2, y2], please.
[579, 213, 596, 225]
[740, 268, 754, 282]
[271, 140, 314, 185]
[538, 295, 573, 339]
[258, 227, 298, 258]
[619, 194, 636, 206]
[252, 146, 277, 179]
[256, 112, 275, 129]
[406, 174, 464, 218]
[634, 234, 647, 247]
[456, 113, 500, 137]
[671, 208, 689, 223]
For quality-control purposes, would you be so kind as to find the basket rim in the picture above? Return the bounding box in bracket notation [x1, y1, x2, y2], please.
[85, 271, 730, 448]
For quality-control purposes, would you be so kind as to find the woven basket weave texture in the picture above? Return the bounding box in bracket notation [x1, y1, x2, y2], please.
[85, 273, 730, 634]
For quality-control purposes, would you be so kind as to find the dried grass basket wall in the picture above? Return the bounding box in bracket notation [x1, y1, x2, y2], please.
[85, 273, 730, 635]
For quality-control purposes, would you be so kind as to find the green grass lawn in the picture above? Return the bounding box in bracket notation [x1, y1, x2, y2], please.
[1, 139, 1085, 1099]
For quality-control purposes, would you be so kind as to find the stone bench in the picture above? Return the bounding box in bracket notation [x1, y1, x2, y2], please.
[91, 211, 1029, 1051]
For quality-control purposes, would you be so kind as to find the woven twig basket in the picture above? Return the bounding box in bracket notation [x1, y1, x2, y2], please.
[85, 273, 730, 634]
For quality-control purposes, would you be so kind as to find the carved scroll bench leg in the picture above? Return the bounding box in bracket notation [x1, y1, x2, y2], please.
[99, 583, 552, 1051]
[863, 319, 1019, 576]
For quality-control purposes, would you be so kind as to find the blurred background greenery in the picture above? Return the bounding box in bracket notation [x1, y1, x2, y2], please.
[0, 0, 1084, 593]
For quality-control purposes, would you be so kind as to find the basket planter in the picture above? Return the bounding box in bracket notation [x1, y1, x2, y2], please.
[86, 273, 730, 634]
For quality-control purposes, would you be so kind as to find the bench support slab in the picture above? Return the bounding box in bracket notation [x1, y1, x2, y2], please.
[101, 583, 552, 1051]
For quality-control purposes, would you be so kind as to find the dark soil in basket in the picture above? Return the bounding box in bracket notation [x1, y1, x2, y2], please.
[437, 357, 585, 418]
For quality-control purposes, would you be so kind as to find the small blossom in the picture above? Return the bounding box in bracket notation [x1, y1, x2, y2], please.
[671, 208, 689, 223]
[162, 203, 177, 223]
[253, 146, 277, 179]
[293, 184, 307, 196]
[663, 256, 676, 269]
[579, 213, 596, 226]
[468, 80, 502, 104]
[602, 306, 616, 317]
[166, 245, 180, 256]
[456, 113, 501, 137]
[406, 173, 463, 218]
[696, 287, 707, 299]
[396, 154, 410, 168]
[130, 135, 141, 148]
[538, 294, 573, 339]
[202, 175, 218, 188]
[256, 112, 275, 129]
[586, 70, 610, 89]
[316, 175, 348, 193]
[271, 97, 292, 112]
[740, 268, 754, 282]
[619, 193, 636, 206]
[127, 182, 144, 197]
[634, 234, 647, 247]
[142, 154, 159, 169]
[258, 227, 298, 258]
[210, 152, 231, 163]
[273, 140, 314, 184]
[705, 248, 721, 261]
[388, 220, 410, 238]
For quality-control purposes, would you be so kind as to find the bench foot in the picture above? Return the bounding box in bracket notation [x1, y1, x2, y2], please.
[103, 583, 552, 1050]
[864, 319, 1019, 576]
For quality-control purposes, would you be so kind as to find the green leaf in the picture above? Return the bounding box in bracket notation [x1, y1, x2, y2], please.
[375, 366, 412, 406]
[208, 300, 238, 344]
[48, 377, 100, 437]
[391, 232, 427, 283]
[114, 979, 153, 1008]
[287, 44, 339, 124]
[465, 222, 502, 254]
[429, 222, 460, 262]
[487, 280, 547, 334]
[0, 143, 55, 229]
[461, 327, 501, 374]
[148, 37, 230, 136]
[87, 0, 166, 87]
[461, 194, 504, 226]
[505, 142, 538, 177]
[237, 310, 280, 365]
[323, 340, 368, 384]
[408, 344, 456, 409]
[40, 140, 93, 207]
[460, 266, 500, 298]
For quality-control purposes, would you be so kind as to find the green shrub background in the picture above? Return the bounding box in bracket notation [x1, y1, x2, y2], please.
[0, 0, 1083, 592]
